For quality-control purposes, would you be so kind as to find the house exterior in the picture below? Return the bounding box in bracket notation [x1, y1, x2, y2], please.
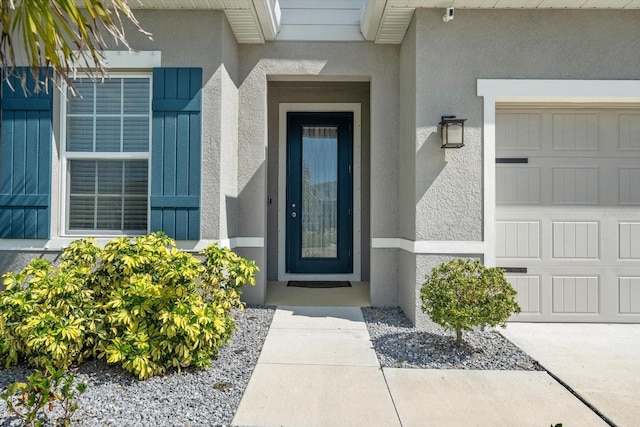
[2, 0, 640, 326]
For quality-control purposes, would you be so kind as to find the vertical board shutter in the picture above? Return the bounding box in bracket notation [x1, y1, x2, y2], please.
[151, 68, 202, 240]
[0, 69, 52, 239]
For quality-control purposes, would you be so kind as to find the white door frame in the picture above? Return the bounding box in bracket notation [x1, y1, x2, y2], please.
[277, 103, 362, 281]
[477, 79, 640, 268]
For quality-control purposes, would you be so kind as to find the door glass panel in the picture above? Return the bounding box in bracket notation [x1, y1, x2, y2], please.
[301, 126, 338, 258]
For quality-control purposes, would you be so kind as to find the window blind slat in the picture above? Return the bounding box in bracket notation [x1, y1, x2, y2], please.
[96, 80, 122, 114]
[123, 117, 149, 152]
[67, 117, 94, 152]
[95, 117, 121, 152]
[124, 79, 150, 114]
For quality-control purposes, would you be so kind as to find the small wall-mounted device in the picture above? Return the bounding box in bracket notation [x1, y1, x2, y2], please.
[443, 7, 454, 23]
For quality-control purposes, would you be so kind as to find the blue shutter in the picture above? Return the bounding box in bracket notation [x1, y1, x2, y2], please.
[0, 69, 52, 239]
[151, 68, 202, 240]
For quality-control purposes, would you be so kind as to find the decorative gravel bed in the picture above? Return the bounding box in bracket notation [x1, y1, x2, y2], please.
[0, 305, 275, 427]
[362, 307, 542, 371]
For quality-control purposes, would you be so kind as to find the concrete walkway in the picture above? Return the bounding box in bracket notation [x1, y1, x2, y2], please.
[232, 306, 607, 426]
[503, 323, 640, 427]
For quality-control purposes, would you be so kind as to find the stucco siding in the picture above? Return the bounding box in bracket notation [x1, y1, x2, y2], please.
[237, 42, 400, 304]
[4, 8, 640, 318]
[411, 8, 640, 326]
[398, 15, 418, 318]
[218, 18, 240, 240]
[399, 250, 416, 322]
[234, 247, 266, 304]
[413, 8, 640, 244]
[112, 10, 234, 240]
[400, 15, 417, 242]
[0, 11, 235, 277]
[371, 249, 399, 306]
[265, 82, 371, 282]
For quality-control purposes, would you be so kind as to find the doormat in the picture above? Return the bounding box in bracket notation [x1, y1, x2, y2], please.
[287, 281, 351, 288]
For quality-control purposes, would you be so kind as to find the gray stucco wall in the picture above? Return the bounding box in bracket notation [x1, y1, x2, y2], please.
[398, 16, 417, 318]
[118, 10, 231, 238]
[0, 11, 236, 276]
[236, 41, 400, 305]
[218, 19, 240, 240]
[4, 8, 640, 318]
[409, 8, 640, 326]
[105, 10, 238, 241]
[265, 82, 371, 282]
[414, 8, 640, 243]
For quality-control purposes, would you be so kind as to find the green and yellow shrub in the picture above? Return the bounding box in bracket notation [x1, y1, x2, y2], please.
[0, 238, 102, 369]
[0, 232, 258, 379]
[420, 258, 520, 345]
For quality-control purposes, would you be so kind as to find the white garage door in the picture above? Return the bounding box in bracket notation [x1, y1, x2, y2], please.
[496, 106, 640, 322]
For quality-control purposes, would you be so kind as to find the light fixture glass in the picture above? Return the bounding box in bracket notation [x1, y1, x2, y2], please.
[440, 116, 467, 148]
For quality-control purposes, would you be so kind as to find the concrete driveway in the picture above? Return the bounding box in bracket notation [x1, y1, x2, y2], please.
[502, 323, 640, 427]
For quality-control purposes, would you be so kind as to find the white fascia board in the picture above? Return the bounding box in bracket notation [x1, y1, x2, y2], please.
[477, 79, 640, 102]
[253, 0, 281, 41]
[361, 0, 388, 41]
[67, 50, 161, 71]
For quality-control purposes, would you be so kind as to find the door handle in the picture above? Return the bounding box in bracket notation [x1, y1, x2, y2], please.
[291, 212, 297, 218]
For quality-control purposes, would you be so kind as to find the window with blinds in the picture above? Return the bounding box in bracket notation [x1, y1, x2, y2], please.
[64, 76, 151, 234]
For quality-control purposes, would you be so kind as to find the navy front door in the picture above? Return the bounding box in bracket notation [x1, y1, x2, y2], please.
[286, 112, 353, 274]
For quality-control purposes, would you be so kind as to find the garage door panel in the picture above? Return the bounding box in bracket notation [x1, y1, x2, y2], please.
[619, 168, 640, 204]
[552, 276, 599, 314]
[496, 221, 540, 258]
[619, 277, 640, 314]
[552, 167, 599, 204]
[506, 275, 541, 314]
[497, 106, 640, 323]
[552, 221, 599, 259]
[618, 114, 640, 150]
[619, 222, 640, 259]
[552, 112, 599, 150]
[496, 166, 540, 204]
[497, 112, 541, 149]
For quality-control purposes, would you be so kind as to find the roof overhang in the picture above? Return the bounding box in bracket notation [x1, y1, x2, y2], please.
[117, 0, 281, 43]
[362, 0, 640, 44]
[91, 0, 640, 44]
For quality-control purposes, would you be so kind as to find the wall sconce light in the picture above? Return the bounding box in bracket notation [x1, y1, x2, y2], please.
[439, 116, 466, 148]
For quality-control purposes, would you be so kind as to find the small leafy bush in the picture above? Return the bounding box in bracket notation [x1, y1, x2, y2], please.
[0, 239, 102, 369]
[1, 364, 87, 427]
[420, 258, 520, 345]
[0, 232, 258, 380]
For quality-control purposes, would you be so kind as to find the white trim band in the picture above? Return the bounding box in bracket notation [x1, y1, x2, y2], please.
[372, 238, 485, 254]
[477, 79, 640, 102]
[104, 51, 161, 68]
[193, 237, 265, 251]
[0, 237, 265, 252]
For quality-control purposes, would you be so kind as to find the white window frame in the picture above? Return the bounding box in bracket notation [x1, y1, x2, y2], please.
[59, 72, 153, 237]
